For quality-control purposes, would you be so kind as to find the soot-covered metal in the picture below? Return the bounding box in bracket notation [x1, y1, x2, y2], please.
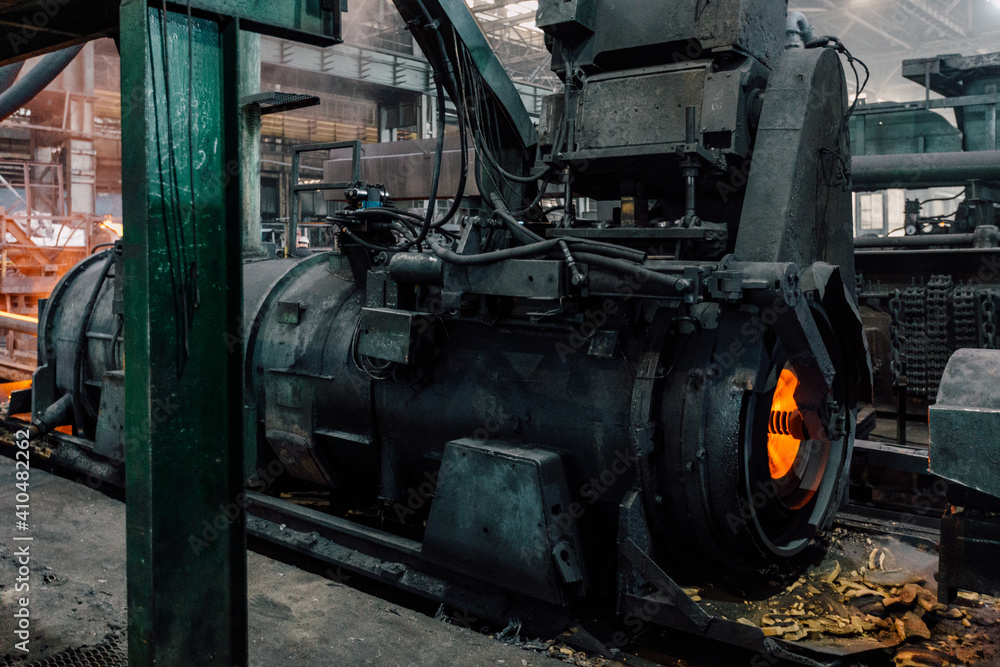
[25, 0, 872, 653]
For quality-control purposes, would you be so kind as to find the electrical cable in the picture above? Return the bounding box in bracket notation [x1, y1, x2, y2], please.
[807, 35, 869, 191]
[186, 0, 200, 314]
[146, 8, 182, 375]
[410, 0, 468, 231]
[408, 77, 448, 250]
[920, 188, 966, 206]
[160, 1, 192, 364]
[474, 131, 551, 184]
[425, 27, 471, 230]
[462, 48, 531, 212]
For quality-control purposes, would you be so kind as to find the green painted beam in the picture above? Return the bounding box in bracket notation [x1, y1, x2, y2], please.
[0, 0, 339, 65]
[121, 2, 247, 664]
[183, 0, 342, 46]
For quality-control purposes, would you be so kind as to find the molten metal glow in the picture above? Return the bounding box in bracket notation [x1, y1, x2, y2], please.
[0, 379, 31, 403]
[100, 218, 123, 237]
[768, 368, 802, 479]
[0, 311, 37, 324]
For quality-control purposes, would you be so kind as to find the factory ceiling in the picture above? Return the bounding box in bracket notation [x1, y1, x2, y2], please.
[346, 0, 1000, 101]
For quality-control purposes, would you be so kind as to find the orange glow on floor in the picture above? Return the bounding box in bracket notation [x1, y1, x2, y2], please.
[0, 380, 32, 403]
[768, 368, 802, 479]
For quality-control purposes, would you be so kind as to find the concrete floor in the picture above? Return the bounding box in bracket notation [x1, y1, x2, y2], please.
[0, 455, 567, 666]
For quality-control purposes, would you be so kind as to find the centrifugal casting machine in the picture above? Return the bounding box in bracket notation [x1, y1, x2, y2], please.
[27, 0, 870, 650]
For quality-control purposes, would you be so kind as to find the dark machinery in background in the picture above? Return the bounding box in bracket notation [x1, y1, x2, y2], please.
[841, 53, 1000, 606]
[22, 0, 878, 660]
[849, 52, 1000, 417]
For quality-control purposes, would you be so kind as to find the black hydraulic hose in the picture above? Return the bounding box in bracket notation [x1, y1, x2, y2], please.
[572, 251, 691, 293]
[411, 0, 467, 231]
[564, 239, 647, 262]
[429, 238, 561, 265]
[512, 107, 567, 218]
[411, 77, 448, 248]
[513, 172, 555, 218]
[0, 61, 24, 94]
[339, 208, 423, 225]
[431, 45, 469, 229]
[496, 208, 543, 247]
[491, 192, 647, 262]
[414, 0, 459, 97]
[0, 45, 84, 122]
[407, 0, 470, 230]
[340, 226, 412, 253]
[491, 192, 545, 243]
[475, 131, 550, 184]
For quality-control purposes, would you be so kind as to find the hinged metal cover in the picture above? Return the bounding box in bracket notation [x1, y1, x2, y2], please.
[929, 348, 1000, 498]
[421, 439, 588, 606]
[358, 307, 418, 364]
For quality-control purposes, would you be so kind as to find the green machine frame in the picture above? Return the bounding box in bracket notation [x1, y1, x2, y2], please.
[0, 1, 341, 664]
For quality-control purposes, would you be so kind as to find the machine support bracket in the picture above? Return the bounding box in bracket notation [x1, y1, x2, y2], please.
[620, 537, 713, 631]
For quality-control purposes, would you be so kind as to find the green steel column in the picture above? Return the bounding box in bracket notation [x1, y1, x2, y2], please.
[239, 30, 263, 258]
[239, 30, 263, 480]
[120, 2, 246, 665]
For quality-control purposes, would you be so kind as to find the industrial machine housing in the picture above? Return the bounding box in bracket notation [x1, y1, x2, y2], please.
[24, 0, 873, 653]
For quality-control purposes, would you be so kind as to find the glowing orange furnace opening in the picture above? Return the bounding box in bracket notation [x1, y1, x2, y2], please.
[768, 368, 804, 479]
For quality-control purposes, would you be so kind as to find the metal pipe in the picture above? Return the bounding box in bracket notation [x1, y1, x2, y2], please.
[389, 252, 444, 285]
[0, 46, 84, 122]
[288, 149, 300, 258]
[682, 106, 698, 227]
[785, 11, 813, 50]
[29, 393, 73, 439]
[0, 310, 38, 336]
[685, 106, 697, 144]
[896, 380, 908, 446]
[854, 233, 976, 248]
[852, 151, 1000, 190]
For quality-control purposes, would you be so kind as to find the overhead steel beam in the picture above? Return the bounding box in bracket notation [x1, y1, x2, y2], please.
[809, 0, 913, 50]
[899, 0, 966, 38]
[0, 0, 340, 66]
[479, 12, 540, 33]
[842, 11, 913, 50]
[468, 0, 540, 14]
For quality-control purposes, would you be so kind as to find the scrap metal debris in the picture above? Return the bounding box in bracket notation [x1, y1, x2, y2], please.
[751, 536, 1000, 665]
